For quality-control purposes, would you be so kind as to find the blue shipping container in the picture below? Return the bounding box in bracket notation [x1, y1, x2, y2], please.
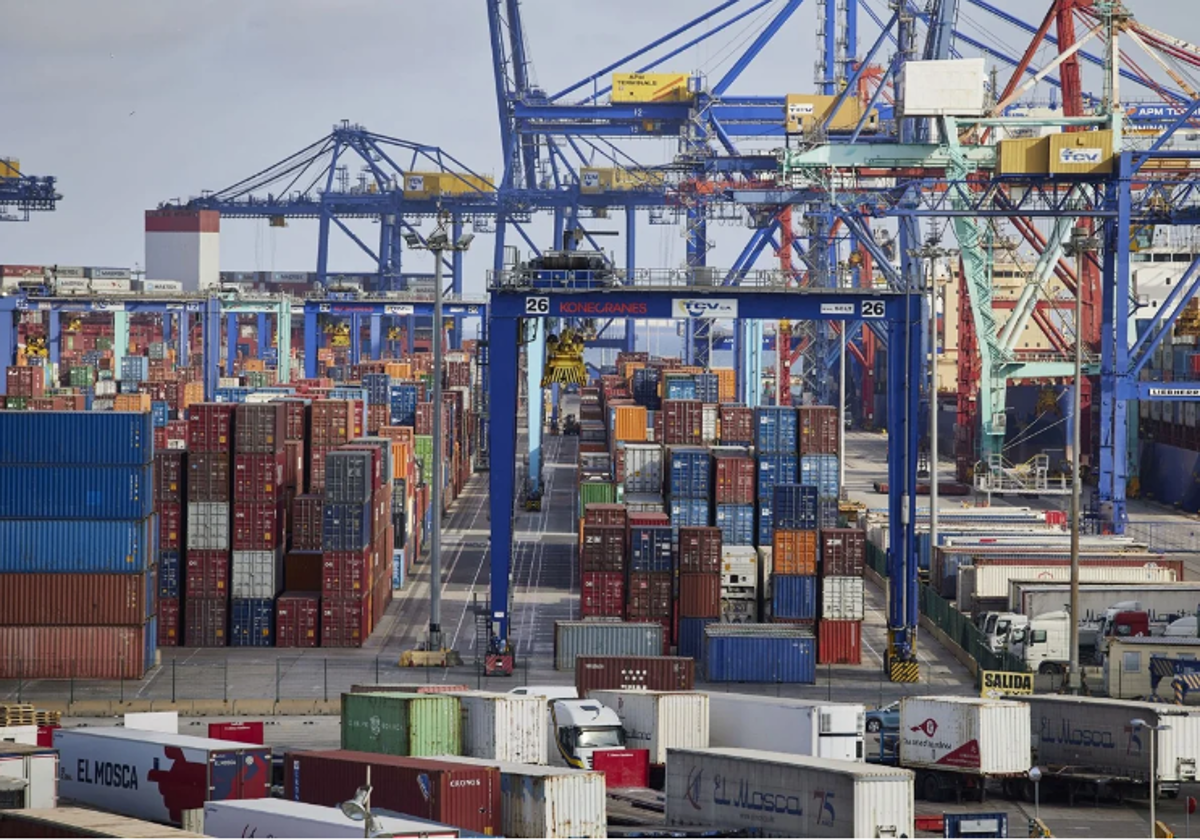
[151, 401, 169, 428]
[0, 519, 153, 573]
[664, 377, 697, 400]
[694, 373, 720, 403]
[704, 630, 816, 683]
[392, 550, 406, 589]
[119, 355, 149, 383]
[0, 412, 153, 465]
[230, 598, 275, 647]
[669, 497, 709, 538]
[754, 407, 798, 454]
[669, 447, 711, 499]
[772, 575, 818, 620]
[677, 617, 717, 661]
[324, 450, 374, 504]
[715, 504, 755, 546]
[818, 498, 839, 530]
[629, 525, 674, 573]
[322, 503, 372, 551]
[800, 455, 839, 498]
[158, 550, 181, 599]
[0, 463, 154, 520]
[145, 616, 158, 671]
[363, 373, 392, 404]
[214, 387, 251, 403]
[756, 454, 797, 499]
[757, 501, 774, 546]
[773, 484, 818, 530]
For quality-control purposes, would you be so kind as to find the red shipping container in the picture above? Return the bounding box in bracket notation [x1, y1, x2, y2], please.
[322, 549, 370, 598]
[187, 451, 231, 502]
[820, 528, 866, 577]
[232, 501, 284, 551]
[233, 452, 286, 501]
[153, 427, 168, 455]
[188, 403, 236, 452]
[5, 367, 44, 399]
[583, 503, 628, 529]
[581, 525, 626, 573]
[0, 573, 149, 626]
[283, 440, 305, 492]
[154, 451, 185, 503]
[186, 597, 229, 647]
[367, 403, 390, 434]
[628, 511, 670, 528]
[798, 405, 840, 455]
[309, 444, 333, 493]
[321, 596, 370, 647]
[662, 399, 703, 445]
[574, 655, 695, 696]
[165, 419, 189, 446]
[678, 572, 721, 618]
[284, 551, 323, 591]
[311, 400, 356, 445]
[276, 592, 320, 648]
[719, 405, 753, 444]
[678, 526, 722, 574]
[291, 494, 324, 551]
[208, 722, 266, 745]
[277, 399, 308, 441]
[158, 598, 181, 647]
[580, 572, 625, 618]
[186, 550, 229, 598]
[0, 626, 150, 679]
[284, 750, 501, 835]
[592, 749, 650, 789]
[712, 455, 755, 505]
[817, 619, 862, 665]
[159, 501, 183, 549]
[235, 403, 287, 454]
[626, 572, 673, 619]
[36, 725, 60, 748]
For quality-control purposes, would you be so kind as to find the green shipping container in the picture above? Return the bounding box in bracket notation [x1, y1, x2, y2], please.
[578, 480, 616, 517]
[340, 691, 461, 757]
[414, 435, 435, 486]
[96, 337, 113, 351]
[69, 366, 95, 388]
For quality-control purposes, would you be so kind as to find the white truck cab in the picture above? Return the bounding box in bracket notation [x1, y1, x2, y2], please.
[549, 699, 626, 769]
[983, 611, 1028, 653]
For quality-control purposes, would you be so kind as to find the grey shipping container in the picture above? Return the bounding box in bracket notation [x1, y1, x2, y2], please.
[554, 621, 665, 671]
[186, 502, 230, 550]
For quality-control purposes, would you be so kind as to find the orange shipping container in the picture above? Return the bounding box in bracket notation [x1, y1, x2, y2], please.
[181, 381, 204, 411]
[114, 393, 151, 412]
[613, 405, 648, 442]
[772, 529, 818, 575]
[712, 368, 736, 402]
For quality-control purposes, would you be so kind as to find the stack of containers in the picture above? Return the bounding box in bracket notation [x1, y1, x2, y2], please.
[798, 406, 841, 529]
[581, 504, 627, 618]
[154, 449, 185, 646]
[768, 483, 819, 626]
[0, 412, 157, 678]
[626, 503, 674, 639]
[676, 526, 722, 660]
[322, 448, 379, 646]
[713, 447, 755, 548]
[186, 404, 235, 646]
[754, 407, 799, 546]
[230, 403, 287, 647]
[817, 528, 866, 663]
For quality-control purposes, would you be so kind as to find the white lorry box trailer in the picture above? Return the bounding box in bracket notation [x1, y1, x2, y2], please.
[53, 727, 270, 826]
[457, 691, 548, 764]
[1009, 582, 1200, 619]
[666, 747, 913, 838]
[899, 697, 1031, 776]
[0, 743, 57, 808]
[431, 755, 607, 838]
[589, 690, 709, 765]
[706, 693, 865, 762]
[202, 799, 460, 838]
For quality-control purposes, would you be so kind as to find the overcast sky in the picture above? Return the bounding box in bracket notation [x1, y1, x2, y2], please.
[2, 0, 1195, 293]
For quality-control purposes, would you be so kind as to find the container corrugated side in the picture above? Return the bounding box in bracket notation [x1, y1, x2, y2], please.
[458, 692, 547, 765]
[706, 695, 866, 760]
[666, 747, 913, 838]
[704, 626, 815, 683]
[899, 697, 1030, 776]
[553, 622, 665, 671]
[574, 656, 695, 695]
[0, 411, 153, 465]
[0, 625, 151, 679]
[0, 464, 154, 520]
[0, 519, 152, 573]
[0, 573, 150, 625]
[590, 690, 709, 765]
[341, 692, 461, 757]
[0, 807, 211, 838]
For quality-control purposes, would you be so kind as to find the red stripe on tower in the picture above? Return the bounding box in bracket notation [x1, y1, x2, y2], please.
[145, 209, 220, 234]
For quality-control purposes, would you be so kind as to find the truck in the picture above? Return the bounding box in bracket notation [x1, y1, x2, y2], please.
[1004, 606, 1180, 672]
[589, 690, 708, 766]
[898, 697, 1031, 802]
[1008, 582, 1200, 620]
[202, 799, 460, 838]
[1023, 695, 1200, 801]
[706, 693, 866, 762]
[548, 698, 626, 769]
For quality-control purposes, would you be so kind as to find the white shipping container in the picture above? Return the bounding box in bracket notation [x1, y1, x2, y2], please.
[721, 547, 757, 578]
[143, 279, 184, 293]
[701, 404, 718, 444]
[707, 694, 865, 762]
[53, 727, 270, 825]
[821, 576, 866, 621]
[972, 562, 1179, 599]
[89, 267, 133, 280]
[590, 690, 709, 765]
[620, 443, 664, 494]
[54, 278, 90, 294]
[203, 799, 460, 838]
[0, 726, 38, 745]
[899, 697, 1031, 776]
[186, 502, 230, 550]
[457, 691, 547, 764]
[51, 265, 86, 279]
[89, 278, 132, 293]
[230, 549, 283, 600]
[432, 756, 606, 839]
[0, 743, 57, 808]
[666, 748, 913, 838]
[898, 58, 987, 116]
[94, 380, 117, 397]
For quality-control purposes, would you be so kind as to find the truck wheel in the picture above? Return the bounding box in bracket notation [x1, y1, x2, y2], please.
[1038, 662, 1061, 676]
[866, 719, 882, 733]
[921, 773, 942, 803]
[1163, 789, 1180, 800]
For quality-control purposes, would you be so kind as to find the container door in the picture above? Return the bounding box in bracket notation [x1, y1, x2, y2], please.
[28, 753, 57, 808]
[209, 748, 271, 801]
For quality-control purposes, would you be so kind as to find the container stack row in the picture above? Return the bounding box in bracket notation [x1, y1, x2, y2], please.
[0, 412, 158, 679]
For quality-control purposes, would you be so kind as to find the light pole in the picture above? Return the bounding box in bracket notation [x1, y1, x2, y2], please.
[404, 214, 474, 652]
[1130, 717, 1171, 838]
[1028, 766, 1042, 822]
[339, 766, 382, 838]
[1063, 226, 1101, 693]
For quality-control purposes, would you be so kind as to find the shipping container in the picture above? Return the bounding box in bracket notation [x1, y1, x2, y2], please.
[53, 728, 269, 826]
[581, 525, 626, 573]
[705, 624, 816, 683]
[276, 592, 320, 648]
[0, 411, 153, 465]
[668, 497, 709, 538]
[188, 404, 236, 452]
[230, 598, 275, 647]
[0, 464, 154, 520]
[821, 576, 866, 620]
[773, 529, 818, 575]
[821, 529, 866, 576]
[818, 620, 863, 665]
[284, 750, 501, 836]
[322, 502, 372, 551]
[707, 694, 866, 761]
[234, 403, 286, 454]
[186, 597, 228, 647]
[232, 453, 284, 502]
[186, 502, 230, 550]
[797, 406, 840, 454]
[715, 504, 755, 546]
[290, 495, 324, 551]
[456, 691, 548, 764]
[341, 692, 461, 757]
[0, 743, 57, 809]
[187, 452, 231, 502]
[898, 697, 1031, 776]
[626, 572, 672, 621]
[202, 799, 459, 839]
[628, 525, 673, 573]
[580, 572, 625, 618]
[678, 572, 721, 618]
[320, 597, 370, 648]
[154, 451, 185, 502]
[666, 747, 913, 838]
[718, 405, 753, 445]
[590, 690, 709, 765]
[0, 807, 206, 839]
[712, 454, 755, 505]
[773, 484, 818, 530]
[574, 656, 695, 695]
[325, 450, 376, 504]
[667, 446, 710, 498]
[800, 454, 840, 498]
[615, 443, 663, 494]
[231, 501, 283, 551]
[662, 400, 704, 445]
[0, 573, 149, 626]
[677, 616, 717, 660]
[583, 503, 627, 528]
[185, 551, 229, 598]
[754, 406, 798, 453]
[554, 622, 666, 671]
[577, 481, 616, 517]
[678, 526, 722, 574]
[756, 453, 798, 498]
[772, 575, 818, 621]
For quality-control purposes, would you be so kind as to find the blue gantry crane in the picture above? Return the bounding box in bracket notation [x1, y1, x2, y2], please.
[0, 158, 60, 222]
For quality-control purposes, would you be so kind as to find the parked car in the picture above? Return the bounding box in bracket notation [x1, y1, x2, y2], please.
[865, 701, 899, 733]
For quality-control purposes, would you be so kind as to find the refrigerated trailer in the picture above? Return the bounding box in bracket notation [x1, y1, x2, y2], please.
[705, 693, 865, 762]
